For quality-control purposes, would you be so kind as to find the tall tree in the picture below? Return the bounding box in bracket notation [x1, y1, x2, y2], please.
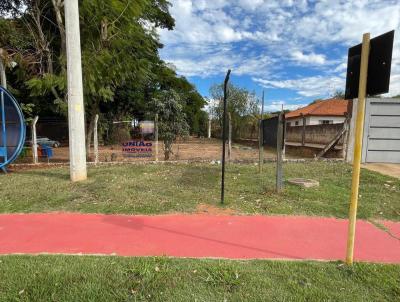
[210, 83, 258, 139]
[1, 0, 207, 145]
[151, 89, 189, 160]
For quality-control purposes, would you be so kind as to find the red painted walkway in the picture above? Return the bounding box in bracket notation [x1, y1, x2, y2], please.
[0, 214, 399, 263]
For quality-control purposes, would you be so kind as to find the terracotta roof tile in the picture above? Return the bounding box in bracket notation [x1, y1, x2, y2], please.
[286, 98, 349, 119]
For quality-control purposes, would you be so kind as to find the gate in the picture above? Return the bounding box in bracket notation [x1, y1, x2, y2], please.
[362, 98, 400, 163]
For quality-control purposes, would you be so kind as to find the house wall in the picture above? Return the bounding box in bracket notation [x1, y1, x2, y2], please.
[309, 116, 346, 125]
[286, 116, 346, 126]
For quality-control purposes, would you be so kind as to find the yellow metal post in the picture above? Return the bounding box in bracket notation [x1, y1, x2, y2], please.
[346, 33, 370, 265]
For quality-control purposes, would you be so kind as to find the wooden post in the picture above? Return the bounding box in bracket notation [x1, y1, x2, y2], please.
[259, 90, 265, 173]
[276, 113, 284, 193]
[221, 69, 231, 204]
[228, 112, 232, 162]
[208, 117, 211, 139]
[94, 114, 99, 165]
[31, 116, 39, 164]
[155, 114, 159, 162]
[0, 50, 6, 89]
[301, 114, 306, 146]
[346, 33, 370, 265]
[341, 115, 350, 159]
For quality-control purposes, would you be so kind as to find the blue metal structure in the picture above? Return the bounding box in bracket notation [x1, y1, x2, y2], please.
[0, 86, 26, 172]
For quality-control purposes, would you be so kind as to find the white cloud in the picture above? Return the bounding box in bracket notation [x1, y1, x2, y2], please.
[263, 101, 308, 113]
[253, 76, 345, 98]
[291, 51, 327, 65]
[159, 0, 400, 98]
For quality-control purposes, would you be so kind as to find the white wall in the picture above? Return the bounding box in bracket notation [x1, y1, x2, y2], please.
[287, 116, 346, 127]
[308, 116, 346, 125]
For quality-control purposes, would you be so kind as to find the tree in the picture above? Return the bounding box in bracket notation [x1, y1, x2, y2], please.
[152, 89, 189, 160]
[332, 89, 345, 99]
[210, 83, 258, 139]
[0, 1, 207, 148]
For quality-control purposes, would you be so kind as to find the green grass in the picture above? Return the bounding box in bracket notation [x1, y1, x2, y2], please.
[1, 162, 399, 220]
[0, 255, 399, 301]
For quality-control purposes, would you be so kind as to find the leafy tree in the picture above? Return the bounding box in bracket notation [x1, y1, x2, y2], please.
[151, 89, 189, 160]
[210, 83, 259, 139]
[0, 0, 207, 148]
[332, 89, 345, 99]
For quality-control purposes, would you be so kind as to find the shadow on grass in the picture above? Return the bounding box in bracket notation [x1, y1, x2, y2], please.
[15, 169, 70, 181]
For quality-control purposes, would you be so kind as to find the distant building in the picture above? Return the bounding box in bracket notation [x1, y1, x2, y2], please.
[285, 98, 349, 127]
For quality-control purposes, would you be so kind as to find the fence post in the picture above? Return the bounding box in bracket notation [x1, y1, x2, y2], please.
[259, 90, 265, 173]
[0, 50, 6, 89]
[94, 114, 99, 165]
[221, 69, 231, 204]
[208, 117, 211, 139]
[228, 112, 232, 162]
[155, 113, 159, 162]
[301, 114, 306, 146]
[32, 116, 39, 164]
[341, 115, 350, 159]
[276, 113, 284, 193]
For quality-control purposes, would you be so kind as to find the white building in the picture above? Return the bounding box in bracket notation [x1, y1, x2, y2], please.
[285, 98, 349, 127]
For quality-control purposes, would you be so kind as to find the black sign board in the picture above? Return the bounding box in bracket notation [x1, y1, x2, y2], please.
[345, 30, 395, 100]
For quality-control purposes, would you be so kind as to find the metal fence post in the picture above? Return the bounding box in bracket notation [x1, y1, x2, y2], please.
[228, 112, 232, 162]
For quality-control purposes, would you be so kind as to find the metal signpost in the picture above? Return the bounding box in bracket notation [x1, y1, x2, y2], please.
[345, 30, 395, 265]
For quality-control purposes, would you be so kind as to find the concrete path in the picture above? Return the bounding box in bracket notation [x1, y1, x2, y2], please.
[0, 214, 399, 263]
[362, 163, 400, 179]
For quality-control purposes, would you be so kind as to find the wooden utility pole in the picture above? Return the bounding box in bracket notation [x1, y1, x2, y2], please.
[259, 90, 265, 173]
[221, 69, 231, 204]
[65, 0, 87, 181]
[93, 114, 99, 165]
[32, 116, 39, 164]
[346, 33, 370, 265]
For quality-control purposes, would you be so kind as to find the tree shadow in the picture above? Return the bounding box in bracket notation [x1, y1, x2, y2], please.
[102, 215, 301, 259]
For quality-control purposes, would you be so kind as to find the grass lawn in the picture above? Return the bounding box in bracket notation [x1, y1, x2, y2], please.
[0, 255, 399, 301]
[1, 162, 399, 220]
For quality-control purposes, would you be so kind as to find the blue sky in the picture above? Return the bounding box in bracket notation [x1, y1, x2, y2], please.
[159, 0, 400, 112]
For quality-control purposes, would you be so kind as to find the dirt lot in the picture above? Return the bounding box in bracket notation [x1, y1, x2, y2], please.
[15, 138, 282, 164]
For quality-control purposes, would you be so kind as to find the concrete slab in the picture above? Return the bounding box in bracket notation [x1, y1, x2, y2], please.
[362, 163, 400, 179]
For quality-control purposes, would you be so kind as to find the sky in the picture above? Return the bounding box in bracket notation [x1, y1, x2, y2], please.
[158, 0, 400, 112]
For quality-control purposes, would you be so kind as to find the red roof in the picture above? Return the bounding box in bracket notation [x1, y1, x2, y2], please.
[286, 98, 349, 119]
